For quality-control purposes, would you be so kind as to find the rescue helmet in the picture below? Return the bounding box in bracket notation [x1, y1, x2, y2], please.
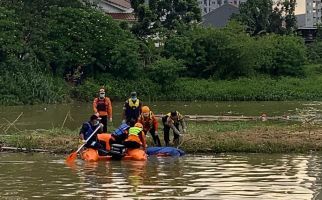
[134, 122, 143, 129]
[142, 106, 150, 113]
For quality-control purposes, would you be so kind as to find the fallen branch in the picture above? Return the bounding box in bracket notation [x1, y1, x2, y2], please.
[0, 146, 49, 153]
[177, 135, 198, 149]
[153, 114, 315, 122]
[3, 112, 23, 133]
[61, 110, 70, 129]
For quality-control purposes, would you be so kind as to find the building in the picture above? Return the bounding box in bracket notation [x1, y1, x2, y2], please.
[98, 0, 133, 13]
[95, 0, 136, 22]
[198, 0, 247, 16]
[295, 0, 322, 28]
[295, 0, 321, 42]
[202, 4, 239, 27]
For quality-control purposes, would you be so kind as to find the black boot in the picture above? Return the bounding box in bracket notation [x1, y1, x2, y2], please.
[154, 135, 162, 147]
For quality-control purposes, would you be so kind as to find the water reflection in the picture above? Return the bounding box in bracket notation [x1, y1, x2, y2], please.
[0, 153, 322, 199]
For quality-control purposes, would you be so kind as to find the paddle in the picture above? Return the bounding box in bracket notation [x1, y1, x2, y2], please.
[66, 123, 103, 163]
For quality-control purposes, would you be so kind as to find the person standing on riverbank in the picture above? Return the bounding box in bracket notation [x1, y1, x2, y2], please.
[93, 88, 112, 133]
[122, 91, 142, 126]
[162, 111, 187, 147]
[138, 106, 161, 146]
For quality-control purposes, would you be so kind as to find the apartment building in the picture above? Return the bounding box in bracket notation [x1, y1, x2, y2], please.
[304, 0, 321, 27]
[296, 0, 322, 27]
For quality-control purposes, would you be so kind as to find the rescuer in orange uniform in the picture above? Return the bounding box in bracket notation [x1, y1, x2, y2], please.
[138, 106, 161, 146]
[93, 88, 112, 133]
[124, 123, 147, 151]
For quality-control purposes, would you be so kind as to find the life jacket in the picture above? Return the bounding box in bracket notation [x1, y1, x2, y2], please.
[166, 111, 183, 124]
[96, 98, 108, 112]
[128, 127, 142, 136]
[128, 98, 140, 109]
[139, 111, 153, 130]
[84, 122, 95, 140]
[125, 99, 141, 120]
[112, 124, 130, 137]
[126, 127, 143, 144]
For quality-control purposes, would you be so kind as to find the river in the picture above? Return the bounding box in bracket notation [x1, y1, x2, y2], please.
[0, 153, 321, 199]
[1, 101, 321, 131]
[1, 101, 322, 199]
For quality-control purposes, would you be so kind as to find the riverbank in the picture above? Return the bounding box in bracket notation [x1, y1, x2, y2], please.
[73, 67, 322, 102]
[1, 121, 322, 154]
[4, 67, 322, 106]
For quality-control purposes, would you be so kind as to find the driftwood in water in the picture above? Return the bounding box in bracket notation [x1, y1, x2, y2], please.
[154, 114, 295, 122]
[0, 146, 49, 153]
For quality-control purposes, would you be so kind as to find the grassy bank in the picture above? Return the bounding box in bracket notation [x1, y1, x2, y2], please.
[1, 121, 322, 154]
[72, 74, 322, 102]
[2, 65, 322, 105]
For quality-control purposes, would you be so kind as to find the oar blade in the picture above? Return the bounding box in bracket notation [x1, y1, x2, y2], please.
[65, 152, 77, 163]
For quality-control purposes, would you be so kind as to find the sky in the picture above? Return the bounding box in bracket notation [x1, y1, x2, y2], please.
[295, 0, 305, 14]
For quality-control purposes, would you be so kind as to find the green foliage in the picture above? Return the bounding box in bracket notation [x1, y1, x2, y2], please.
[164, 24, 306, 78]
[131, 0, 201, 38]
[0, 0, 145, 105]
[164, 26, 255, 78]
[167, 76, 322, 101]
[148, 57, 185, 86]
[71, 75, 162, 102]
[307, 41, 322, 64]
[36, 7, 141, 78]
[256, 35, 306, 76]
[72, 70, 322, 102]
[0, 57, 69, 105]
[233, 0, 297, 35]
[0, 0, 316, 105]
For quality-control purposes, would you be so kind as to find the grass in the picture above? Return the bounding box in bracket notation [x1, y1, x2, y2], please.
[70, 65, 322, 102]
[1, 121, 322, 154]
[2, 64, 322, 105]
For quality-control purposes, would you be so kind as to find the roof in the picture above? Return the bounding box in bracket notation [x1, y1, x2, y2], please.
[202, 4, 240, 28]
[107, 13, 136, 21]
[107, 0, 131, 9]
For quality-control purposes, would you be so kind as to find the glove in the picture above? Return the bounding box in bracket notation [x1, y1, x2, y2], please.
[99, 123, 104, 127]
[121, 119, 126, 124]
[79, 139, 86, 144]
[109, 118, 113, 122]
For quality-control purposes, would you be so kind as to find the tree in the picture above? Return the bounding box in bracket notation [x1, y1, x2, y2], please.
[131, 0, 201, 39]
[256, 35, 306, 76]
[233, 0, 297, 36]
[148, 57, 185, 88]
[32, 7, 142, 79]
[163, 25, 258, 79]
[0, 1, 144, 80]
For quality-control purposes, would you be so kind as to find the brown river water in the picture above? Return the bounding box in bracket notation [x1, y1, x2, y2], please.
[1, 101, 321, 131]
[0, 153, 321, 199]
[1, 101, 322, 199]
